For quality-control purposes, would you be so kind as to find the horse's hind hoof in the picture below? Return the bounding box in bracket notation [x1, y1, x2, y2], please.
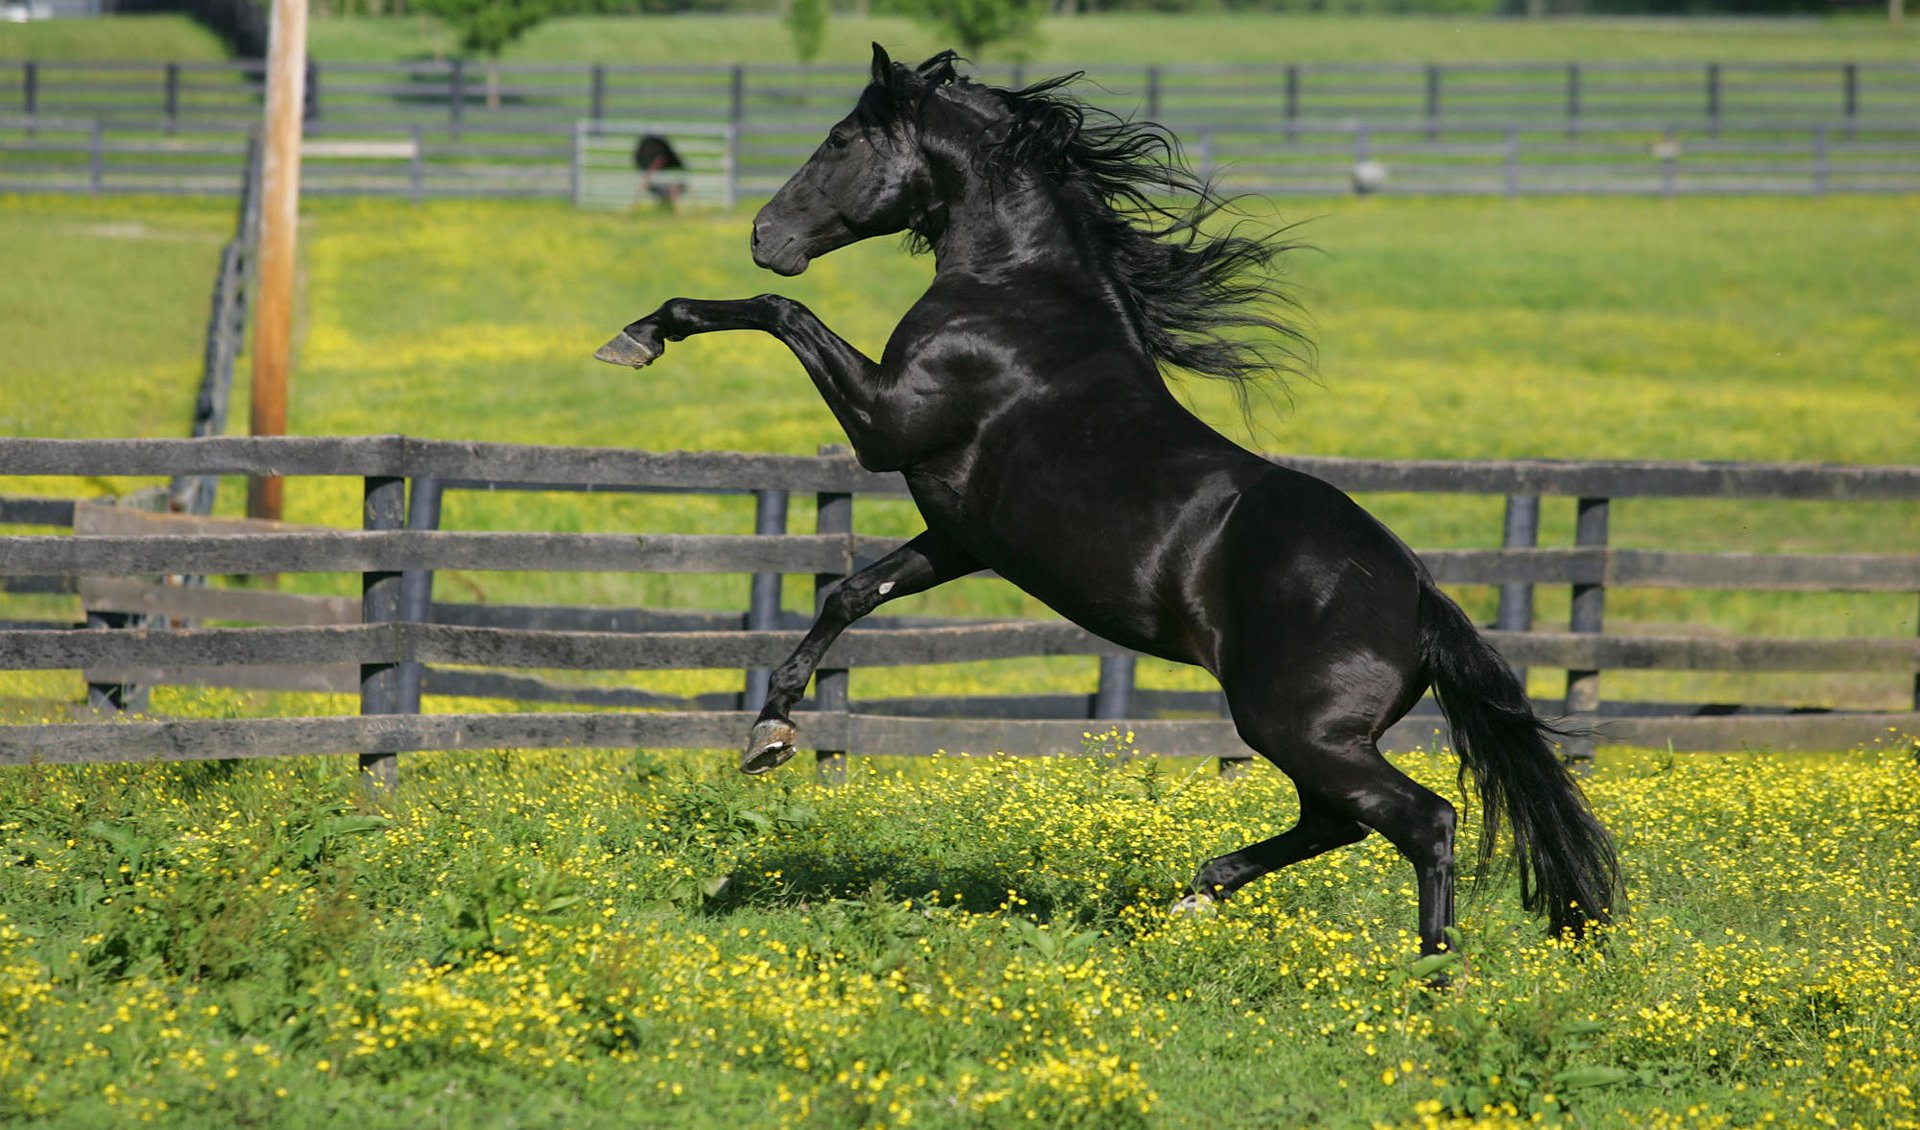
[1169, 892, 1217, 916]
[593, 329, 661, 368]
[741, 719, 798, 776]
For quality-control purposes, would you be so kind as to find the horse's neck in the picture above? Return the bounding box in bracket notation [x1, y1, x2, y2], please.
[929, 176, 1144, 337]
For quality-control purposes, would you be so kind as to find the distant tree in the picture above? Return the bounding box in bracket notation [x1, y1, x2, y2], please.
[420, 0, 553, 109]
[914, 0, 1043, 59]
[785, 0, 829, 62]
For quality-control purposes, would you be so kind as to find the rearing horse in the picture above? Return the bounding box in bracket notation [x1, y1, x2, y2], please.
[596, 46, 1620, 954]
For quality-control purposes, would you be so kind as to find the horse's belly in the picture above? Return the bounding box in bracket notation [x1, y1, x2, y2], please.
[901, 469, 1229, 667]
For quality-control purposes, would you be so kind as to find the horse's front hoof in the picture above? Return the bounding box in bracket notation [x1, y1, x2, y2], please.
[593, 329, 661, 368]
[1169, 891, 1217, 916]
[742, 719, 798, 775]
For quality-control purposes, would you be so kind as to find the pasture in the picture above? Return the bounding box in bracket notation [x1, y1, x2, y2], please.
[1, 741, 1917, 1126]
[5, 191, 1915, 712]
[3, 185, 1917, 1125]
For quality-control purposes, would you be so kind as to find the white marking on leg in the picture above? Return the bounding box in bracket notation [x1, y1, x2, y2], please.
[878, 581, 895, 595]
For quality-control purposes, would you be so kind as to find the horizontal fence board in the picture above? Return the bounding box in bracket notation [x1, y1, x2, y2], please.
[29, 541, 1918, 593]
[3, 437, 1916, 500]
[0, 710, 770, 764]
[1482, 629, 1920, 673]
[5, 708, 1910, 766]
[1594, 712, 1920, 752]
[0, 496, 76, 527]
[77, 578, 361, 626]
[1421, 548, 1920, 590]
[1280, 454, 1920, 500]
[8, 623, 1917, 674]
[1, 531, 851, 577]
[88, 663, 356, 694]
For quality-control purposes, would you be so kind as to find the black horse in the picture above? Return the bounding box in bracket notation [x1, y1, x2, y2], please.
[595, 46, 1619, 954]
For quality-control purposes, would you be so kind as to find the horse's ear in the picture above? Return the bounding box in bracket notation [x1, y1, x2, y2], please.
[870, 43, 894, 87]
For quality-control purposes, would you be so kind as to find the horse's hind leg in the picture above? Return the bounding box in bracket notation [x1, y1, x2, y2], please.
[1230, 712, 1458, 955]
[1177, 795, 1368, 911]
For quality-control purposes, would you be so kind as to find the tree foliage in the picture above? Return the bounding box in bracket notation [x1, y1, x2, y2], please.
[419, 0, 552, 58]
[784, 0, 829, 62]
[911, 0, 1043, 59]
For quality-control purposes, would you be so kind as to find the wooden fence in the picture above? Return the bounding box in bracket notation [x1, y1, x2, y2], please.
[8, 115, 1919, 198]
[7, 57, 1920, 198]
[2, 436, 1917, 786]
[6, 58, 1920, 135]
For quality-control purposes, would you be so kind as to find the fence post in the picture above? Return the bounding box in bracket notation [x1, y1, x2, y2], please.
[88, 120, 103, 194]
[743, 487, 789, 714]
[1284, 64, 1300, 127]
[361, 475, 406, 792]
[1504, 125, 1521, 197]
[589, 63, 606, 122]
[1706, 63, 1721, 138]
[1813, 124, 1829, 196]
[164, 62, 179, 134]
[724, 123, 738, 210]
[1660, 125, 1677, 198]
[409, 124, 424, 204]
[1561, 497, 1608, 766]
[1495, 494, 1540, 690]
[1565, 63, 1580, 139]
[449, 59, 464, 138]
[304, 58, 320, 122]
[1144, 65, 1161, 120]
[23, 60, 35, 124]
[1424, 64, 1441, 141]
[1842, 63, 1858, 137]
[814, 444, 852, 786]
[1093, 654, 1134, 721]
[395, 477, 442, 715]
[1196, 128, 1214, 181]
[729, 65, 745, 127]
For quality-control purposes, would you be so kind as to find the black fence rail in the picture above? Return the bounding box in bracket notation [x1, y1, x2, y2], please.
[7, 114, 1919, 198]
[6, 58, 1920, 134]
[2, 437, 1916, 787]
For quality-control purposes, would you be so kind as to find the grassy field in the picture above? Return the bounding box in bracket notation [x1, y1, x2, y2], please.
[1, 191, 1916, 713]
[1, 184, 1918, 1124]
[3, 12, 1916, 65]
[0, 15, 225, 62]
[0, 738, 1916, 1127]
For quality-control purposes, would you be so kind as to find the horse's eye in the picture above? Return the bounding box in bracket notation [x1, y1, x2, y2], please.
[829, 133, 852, 151]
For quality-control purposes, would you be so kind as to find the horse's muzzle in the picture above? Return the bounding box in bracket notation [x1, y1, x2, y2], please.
[751, 222, 809, 277]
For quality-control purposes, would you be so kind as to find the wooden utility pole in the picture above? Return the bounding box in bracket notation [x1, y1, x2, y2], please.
[248, 0, 308, 522]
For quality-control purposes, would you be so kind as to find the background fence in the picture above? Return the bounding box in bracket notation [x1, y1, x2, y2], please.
[3, 436, 1916, 786]
[4, 58, 1920, 197]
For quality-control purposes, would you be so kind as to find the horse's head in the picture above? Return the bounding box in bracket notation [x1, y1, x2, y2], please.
[751, 44, 966, 276]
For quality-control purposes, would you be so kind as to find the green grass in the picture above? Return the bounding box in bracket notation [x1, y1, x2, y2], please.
[0, 737, 1916, 1127]
[0, 15, 226, 62]
[2, 191, 1916, 714]
[0, 194, 230, 441]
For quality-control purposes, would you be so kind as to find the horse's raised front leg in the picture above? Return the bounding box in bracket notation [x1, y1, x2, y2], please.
[743, 529, 981, 775]
[595, 295, 881, 445]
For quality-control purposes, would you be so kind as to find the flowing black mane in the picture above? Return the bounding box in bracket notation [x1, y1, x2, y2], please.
[879, 52, 1311, 397]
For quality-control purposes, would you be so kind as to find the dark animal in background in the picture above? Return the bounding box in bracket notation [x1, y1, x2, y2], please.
[632, 133, 686, 209]
[596, 46, 1621, 957]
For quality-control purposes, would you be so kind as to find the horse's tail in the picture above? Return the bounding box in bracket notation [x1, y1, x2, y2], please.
[1417, 581, 1621, 938]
